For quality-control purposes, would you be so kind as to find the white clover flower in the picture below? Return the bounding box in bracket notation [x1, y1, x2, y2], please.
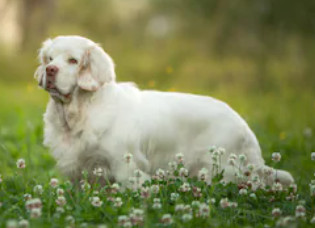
[6, 220, 18, 228]
[18, 219, 29, 228]
[249, 193, 257, 199]
[184, 205, 192, 213]
[310, 216, 315, 224]
[263, 167, 274, 176]
[16, 158, 26, 169]
[55, 196, 67, 207]
[65, 215, 75, 224]
[239, 188, 248, 195]
[228, 158, 236, 166]
[295, 205, 306, 218]
[168, 161, 177, 171]
[179, 182, 191, 192]
[56, 188, 64, 196]
[170, 192, 179, 201]
[80, 181, 91, 191]
[251, 175, 260, 183]
[150, 184, 159, 194]
[30, 208, 42, 218]
[161, 214, 173, 225]
[50, 178, 59, 188]
[90, 196, 103, 207]
[140, 187, 150, 199]
[123, 153, 133, 164]
[113, 197, 123, 207]
[208, 198, 216, 204]
[239, 154, 247, 163]
[198, 203, 210, 218]
[175, 204, 185, 212]
[220, 198, 230, 209]
[179, 167, 189, 177]
[272, 152, 281, 162]
[311, 152, 315, 161]
[191, 200, 200, 208]
[93, 167, 104, 177]
[182, 213, 192, 222]
[272, 182, 283, 192]
[230, 202, 238, 208]
[220, 180, 227, 186]
[198, 168, 208, 181]
[247, 164, 255, 172]
[152, 198, 162, 210]
[272, 208, 282, 217]
[118, 215, 130, 226]
[175, 153, 184, 164]
[111, 183, 120, 193]
[23, 193, 32, 201]
[25, 198, 42, 211]
[129, 209, 144, 226]
[56, 207, 65, 213]
[229, 153, 237, 160]
[156, 168, 166, 179]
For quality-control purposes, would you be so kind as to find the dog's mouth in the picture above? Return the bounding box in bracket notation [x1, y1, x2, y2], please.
[39, 77, 72, 103]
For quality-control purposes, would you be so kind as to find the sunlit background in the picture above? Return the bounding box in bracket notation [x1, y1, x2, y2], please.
[0, 0, 314, 182]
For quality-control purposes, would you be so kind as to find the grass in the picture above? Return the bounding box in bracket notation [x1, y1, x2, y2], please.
[0, 82, 314, 227]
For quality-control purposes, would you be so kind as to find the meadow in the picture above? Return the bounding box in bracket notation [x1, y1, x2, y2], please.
[0, 81, 314, 227]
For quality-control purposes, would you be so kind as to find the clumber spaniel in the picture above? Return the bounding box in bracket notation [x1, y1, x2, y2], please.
[34, 35, 293, 187]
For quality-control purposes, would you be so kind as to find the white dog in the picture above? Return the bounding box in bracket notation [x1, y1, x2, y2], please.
[34, 35, 293, 187]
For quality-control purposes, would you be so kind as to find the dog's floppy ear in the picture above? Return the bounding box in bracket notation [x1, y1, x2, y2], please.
[78, 44, 116, 91]
[34, 39, 53, 85]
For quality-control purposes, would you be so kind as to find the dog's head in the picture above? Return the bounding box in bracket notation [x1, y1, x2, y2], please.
[34, 36, 116, 102]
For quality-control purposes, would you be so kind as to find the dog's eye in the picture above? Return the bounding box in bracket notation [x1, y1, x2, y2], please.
[48, 56, 53, 62]
[68, 58, 78, 64]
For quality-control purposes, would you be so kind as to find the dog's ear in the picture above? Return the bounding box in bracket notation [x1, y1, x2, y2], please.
[78, 44, 116, 91]
[34, 39, 53, 85]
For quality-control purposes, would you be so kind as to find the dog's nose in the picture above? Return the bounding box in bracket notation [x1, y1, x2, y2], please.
[46, 65, 59, 77]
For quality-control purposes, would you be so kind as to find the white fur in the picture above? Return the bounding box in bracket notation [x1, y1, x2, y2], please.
[35, 36, 294, 186]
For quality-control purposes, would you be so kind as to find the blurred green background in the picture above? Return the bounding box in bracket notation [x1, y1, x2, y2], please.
[0, 0, 314, 185]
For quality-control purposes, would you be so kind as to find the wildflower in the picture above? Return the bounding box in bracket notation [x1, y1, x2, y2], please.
[198, 168, 208, 181]
[152, 198, 162, 209]
[175, 204, 185, 212]
[16, 158, 26, 169]
[239, 188, 248, 195]
[93, 167, 104, 177]
[118, 215, 130, 226]
[6, 220, 18, 228]
[50, 178, 59, 188]
[179, 167, 189, 177]
[184, 205, 192, 213]
[192, 187, 202, 198]
[56, 207, 65, 213]
[295, 205, 306, 218]
[168, 161, 177, 171]
[228, 158, 236, 166]
[179, 182, 191, 192]
[30, 208, 42, 218]
[230, 202, 238, 208]
[175, 153, 184, 164]
[65, 215, 75, 224]
[182, 213, 193, 222]
[263, 167, 274, 176]
[80, 181, 91, 191]
[113, 197, 123, 207]
[310, 217, 315, 224]
[170, 192, 179, 201]
[311, 152, 315, 161]
[208, 198, 216, 204]
[220, 198, 230, 209]
[276, 216, 295, 227]
[249, 193, 256, 199]
[150, 184, 159, 194]
[247, 164, 255, 172]
[25, 198, 42, 211]
[23, 193, 32, 200]
[56, 188, 64, 196]
[239, 154, 247, 163]
[111, 183, 120, 194]
[134, 169, 142, 178]
[272, 152, 281, 162]
[197, 203, 210, 218]
[140, 187, 150, 199]
[55, 196, 67, 207]
[272, 182, 283, 192]
[130, 208, 144, 226]
[18, 219, 29, 228]
[289, 183, 297, 193]
[220, 180, 227, 186]
[272, 208, 282, 217]
[191, 200, 200, 208]
[161, 214, 173, 225]
[90, 196, 103, 207]
[123, 153, 133, 163]
[156, 168, 166, 179]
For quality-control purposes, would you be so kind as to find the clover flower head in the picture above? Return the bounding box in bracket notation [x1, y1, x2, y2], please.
[16, 158, 26, 169]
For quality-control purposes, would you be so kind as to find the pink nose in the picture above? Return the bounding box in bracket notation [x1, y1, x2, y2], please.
[46, 65, 59, 77]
